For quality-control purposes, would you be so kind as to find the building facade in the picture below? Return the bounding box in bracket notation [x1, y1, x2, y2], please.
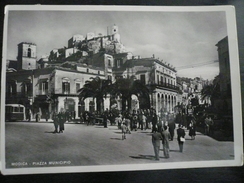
[6, 62, 108, 120]
[6, 25, 182, 120]
[112, 56, 179, 115]
[215, 36, 232, 114]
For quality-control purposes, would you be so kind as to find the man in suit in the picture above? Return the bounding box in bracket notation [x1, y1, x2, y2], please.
[161, 125, 171, 158]
[177, 125, 186, 152]
[168, 116, 176, 141]
[58, 109, 65, 133]
[52, 111, 59, 133]
[152, 128, 163, 160]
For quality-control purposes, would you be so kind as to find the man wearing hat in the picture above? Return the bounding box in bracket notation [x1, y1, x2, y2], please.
[177, 125, 186, 152]
[152, 128, 163, 160]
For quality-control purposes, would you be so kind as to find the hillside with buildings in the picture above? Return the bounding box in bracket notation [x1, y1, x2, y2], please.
[5, 25, 230, 121]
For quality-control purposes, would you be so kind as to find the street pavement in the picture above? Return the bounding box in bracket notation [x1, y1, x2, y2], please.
[4, 121, 234, 169]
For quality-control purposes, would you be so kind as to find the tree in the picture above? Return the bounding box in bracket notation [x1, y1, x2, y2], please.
[111, 76, 150, 111]
[201, 74, 220, 106]
[78, 76, 112, 113]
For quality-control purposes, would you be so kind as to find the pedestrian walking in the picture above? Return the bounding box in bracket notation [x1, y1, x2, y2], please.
[58, 109, 65, 133]
[189, 120, 196, 140]
[157, 118, 163, 133]
[124, 118, 131, 134]
[83, 112, 90, 125]
[181, 112, 187, 128]
[132, 110, 138, 131]
[117, 113, 123, 129]
[80, 112, 84, 123]
[45, 111, 49, 122]
[145, 109, 150, 129]
[161, 126, 171, 158]
[168, 117, 176, 141]
[121, 122, 127, 140]
[35, 112, 40, 122]
[127, 112, 133, 131]
[175, 111, 183, 126]
[142, 112, 147, 130]
[103, 110, 108, 128]
[52, 111, 59, 133]
[151, 113, 158, 133]
[26, 109, 31, 121]
[152, 128, 162, 160]
[209, 117, 214, 135]
[177, 125, 186, 152]
[204, 115, 213, 135]
[108, 111, 115, 126]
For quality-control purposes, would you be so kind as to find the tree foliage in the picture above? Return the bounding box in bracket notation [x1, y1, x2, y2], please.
[110, 76, 150, 111]
[78, 76, 112, 113]
[201, 74, 220, 106]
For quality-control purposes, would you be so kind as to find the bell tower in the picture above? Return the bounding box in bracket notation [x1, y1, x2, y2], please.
[111, 25, 119, 35]
[17, 42, 37, 70]
[111, 25, 120, 43]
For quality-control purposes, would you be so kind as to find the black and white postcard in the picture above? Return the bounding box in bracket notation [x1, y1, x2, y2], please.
[1, 5, 243, 175]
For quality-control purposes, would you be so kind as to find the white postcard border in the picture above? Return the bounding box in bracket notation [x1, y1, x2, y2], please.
[1, 5, 243, 175]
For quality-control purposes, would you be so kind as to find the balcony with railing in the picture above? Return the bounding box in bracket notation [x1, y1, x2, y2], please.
[5, 91, 33, 104]
[155, 81, 179, 91]
[38, 89, 49, 96]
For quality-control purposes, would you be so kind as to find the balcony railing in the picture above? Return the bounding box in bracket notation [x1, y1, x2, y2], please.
[39, 89, 49, 95]
[6, 91, 32, 99]
[153, 81, 179, 91]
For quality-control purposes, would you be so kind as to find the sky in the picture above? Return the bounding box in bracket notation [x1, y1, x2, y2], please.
[5, 8, 228, 80]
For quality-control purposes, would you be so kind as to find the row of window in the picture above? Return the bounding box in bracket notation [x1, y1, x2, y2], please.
[6, 82, 32, 97]
[138, 74, 176, 86]
[157, 75, 176, 86]
[156, 65, 175, 77]
[6, 80, 80, 97]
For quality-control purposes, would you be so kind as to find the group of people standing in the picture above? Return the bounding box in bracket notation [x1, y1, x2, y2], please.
[51, 107, 199, 161]
[108, 108, 179, 142]
[52, 109, 66, 133]
[116, 108, 170, 132]
[152, 124, 186, 161]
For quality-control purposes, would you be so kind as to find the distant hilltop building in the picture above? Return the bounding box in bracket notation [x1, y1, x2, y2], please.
[50, 25, 126, 63]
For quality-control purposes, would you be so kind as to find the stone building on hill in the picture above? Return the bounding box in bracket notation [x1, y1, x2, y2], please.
[5, 25, 181, 120]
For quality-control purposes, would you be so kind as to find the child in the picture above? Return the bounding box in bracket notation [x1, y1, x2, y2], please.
[121, 122, 127, 140]
[125, 118, 131, 134]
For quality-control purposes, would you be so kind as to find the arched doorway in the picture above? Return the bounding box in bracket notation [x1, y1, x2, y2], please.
[157, 93, 161, 113]
[64, 98, 75, 112]
[78, 100, 85, 116]
[89, 101, 95, 113]
[131, 94, 139, 111]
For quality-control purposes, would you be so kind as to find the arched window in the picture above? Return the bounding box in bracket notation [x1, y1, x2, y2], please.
[6, 80, 17, 97]
[39, 80, 48, 95]
[108, 59, 111, 66]
[74, 79, 81, 92]
[21, 80, 32, 97]
[27, 48, 31, 58]
[62, 78, 70, 94]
